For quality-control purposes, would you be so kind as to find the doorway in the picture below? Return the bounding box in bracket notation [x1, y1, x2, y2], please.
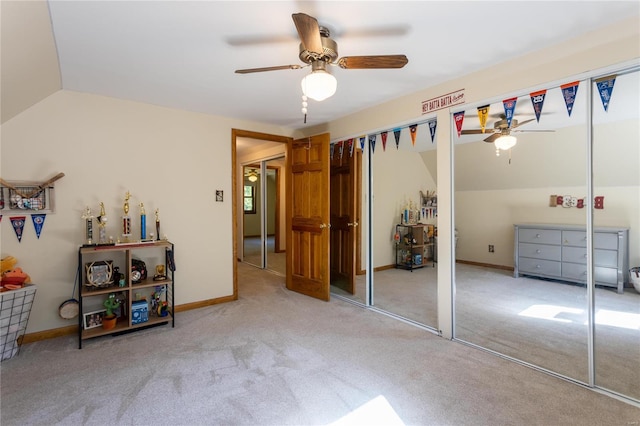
[242, 158, 285, 275]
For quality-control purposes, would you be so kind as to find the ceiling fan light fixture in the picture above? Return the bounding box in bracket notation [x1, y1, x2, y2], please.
[494, 134, 517, 151]
[301, 62, 337, 101]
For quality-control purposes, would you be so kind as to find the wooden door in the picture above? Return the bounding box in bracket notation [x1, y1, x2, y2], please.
[286, 134, 331, 301]
[330, 147, 361, 294]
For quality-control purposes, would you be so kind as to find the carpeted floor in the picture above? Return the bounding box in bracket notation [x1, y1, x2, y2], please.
[332, 262, 640, 401]
[2, 262, 638, 425]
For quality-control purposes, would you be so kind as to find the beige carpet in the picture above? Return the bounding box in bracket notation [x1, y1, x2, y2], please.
[332, 263, 640, 401]
[1, 262, 638, 425]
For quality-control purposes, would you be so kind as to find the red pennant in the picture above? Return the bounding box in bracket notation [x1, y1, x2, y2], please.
[381, 131, 388, 151]
[453, 111, 465, 137]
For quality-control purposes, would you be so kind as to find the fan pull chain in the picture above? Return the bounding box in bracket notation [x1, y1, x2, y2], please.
[301, 95, 308, 124]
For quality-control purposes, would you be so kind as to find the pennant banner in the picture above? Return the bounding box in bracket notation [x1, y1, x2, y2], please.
[347, 138, 354, 157]
[337, 141, 344, 159]
[393, 128, 401, 149]
[330, 143, 335, 160]
[530, 90, 547, 122]
[428, 120, 437, 143]
[409, 124, 417, 145]
[380, 131, 388, 151]
[595, 75, 616, 112]
[561, 81, 579, 117]
[477, 105, 490, 133]
[31, 214, 46, 239]
[453, 111, 465, 137]
[359, 136, 366, 151]
[502, 97, 518, 128]
[10, 216, 26, 242]
[369, 135, 377, 153]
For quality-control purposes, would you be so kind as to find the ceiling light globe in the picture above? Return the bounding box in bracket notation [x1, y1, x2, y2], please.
[494, 135, 517, 150]
[301, 70, 337, 101]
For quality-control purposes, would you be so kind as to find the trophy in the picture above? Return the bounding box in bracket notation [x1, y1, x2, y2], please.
[97, 202, 108, 244]
[81, 206, 94, 245]
[155, 208, 160, 241]
[122, 191, 132, 242]
[140, 203, 147, 240]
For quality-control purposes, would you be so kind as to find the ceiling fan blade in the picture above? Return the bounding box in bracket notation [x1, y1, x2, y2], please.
[511, 118, 535, 129]
[292, 13, 323, 55]
[461, 129, 496, 135]
[484, 133, 501, 143]
[338, 55, 408, 69]
[235, 65, 302, 74]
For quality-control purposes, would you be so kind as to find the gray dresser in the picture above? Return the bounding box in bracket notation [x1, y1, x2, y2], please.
[514, 224, 629, 293]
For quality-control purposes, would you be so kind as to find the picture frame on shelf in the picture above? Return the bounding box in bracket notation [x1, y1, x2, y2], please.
[83, 309, 106, 329]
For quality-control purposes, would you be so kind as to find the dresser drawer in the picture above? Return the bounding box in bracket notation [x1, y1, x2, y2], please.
[562, 230, 619, 250]
[518, 228, 561, 245]
[562, 263, 618, 284]
[519, 243, 561, 261]
[518, 257, 561, 277]
[562, 247, 618, 267]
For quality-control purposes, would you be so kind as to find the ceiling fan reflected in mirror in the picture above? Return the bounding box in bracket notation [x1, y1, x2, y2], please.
[245, 168, 259, 182]
[461, 114, 554, 156]
[235, 13, 409, 102]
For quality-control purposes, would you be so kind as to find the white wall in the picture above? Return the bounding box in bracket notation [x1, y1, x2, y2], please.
[1, 90, 294, 333]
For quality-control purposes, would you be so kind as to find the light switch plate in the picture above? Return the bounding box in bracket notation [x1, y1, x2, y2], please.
[215, 190, 223, 202]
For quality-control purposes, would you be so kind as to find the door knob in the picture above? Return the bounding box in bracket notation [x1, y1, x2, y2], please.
[319, 223, 331, 229]
[347, 222, 359, 227]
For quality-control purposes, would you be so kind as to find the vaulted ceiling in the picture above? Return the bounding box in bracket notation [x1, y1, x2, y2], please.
[2, 1, 639, 128]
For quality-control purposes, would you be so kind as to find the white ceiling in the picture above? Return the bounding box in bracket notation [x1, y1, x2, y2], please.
[47, 1, 639, 130]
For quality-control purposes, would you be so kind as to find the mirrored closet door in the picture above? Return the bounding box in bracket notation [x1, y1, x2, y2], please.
[592, 67, 640, 401]
[453, 82, 590, 384]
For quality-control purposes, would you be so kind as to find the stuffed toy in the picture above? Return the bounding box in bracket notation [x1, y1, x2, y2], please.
[1, 256, 32, 290]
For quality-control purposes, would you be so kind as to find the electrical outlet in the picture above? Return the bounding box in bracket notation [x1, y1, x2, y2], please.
[488, 245, 494, 253]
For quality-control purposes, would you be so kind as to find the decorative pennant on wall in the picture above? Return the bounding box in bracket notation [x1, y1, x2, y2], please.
[330, 142, 335, 160]
[595, 75, 616, 112]
[453, 111, 465, 137]
[428, 120, 437, 143]
[337, 141, 344, 159]
[347, 138, 354, 157]
[409, 124, 418, 145]
[530, 90, 547, 122]
[393, 128, 401, 149]
[477, 105, 490, 133]
[502, 97, 518, 128]
[561, 81, 580, 117]
[10, 216, 26, 242]
[369, 134, 377, 153]
[359, 136, 366, 151]
[31, 214, 46, 239]
[380, 131, 388, 151]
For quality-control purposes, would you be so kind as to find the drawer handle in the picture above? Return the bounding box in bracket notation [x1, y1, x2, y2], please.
[536, 249, 541, 254]
[535, 234, 541, 238]
[536, 264, 541, 269]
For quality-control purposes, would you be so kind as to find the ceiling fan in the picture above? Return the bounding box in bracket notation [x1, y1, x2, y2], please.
[461, 114, 553, 156]
[234, 13, 409, 102]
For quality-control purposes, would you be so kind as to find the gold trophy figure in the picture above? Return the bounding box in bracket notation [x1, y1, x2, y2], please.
[122, 191, 132, 242]
[81, 206, 94, 245]
[97, 202, 108, 244]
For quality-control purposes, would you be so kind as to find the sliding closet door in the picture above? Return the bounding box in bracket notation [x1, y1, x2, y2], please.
[453, 86, 590, 384]
[369, 123, 438, 328]
[592, 68, 640, 401]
